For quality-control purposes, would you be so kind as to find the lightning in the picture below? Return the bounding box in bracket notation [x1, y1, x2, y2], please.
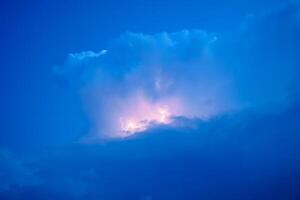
[120, 105, 172, 136]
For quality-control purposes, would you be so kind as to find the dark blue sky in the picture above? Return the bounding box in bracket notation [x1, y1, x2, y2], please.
[1, 1, 300, 199]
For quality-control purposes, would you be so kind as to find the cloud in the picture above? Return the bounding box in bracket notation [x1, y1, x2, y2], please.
[54, 4, 300, 140]
[1, 102, 300, 199]
[217, 3, 300, 110]
[55, 30, 237, 139]
[0, 150, 41, 191]
[24, 5, 300, 199]
[2, 2, 300, 200]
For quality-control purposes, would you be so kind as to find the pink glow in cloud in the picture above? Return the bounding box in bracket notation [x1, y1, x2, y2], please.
[56, 30, 237, 140]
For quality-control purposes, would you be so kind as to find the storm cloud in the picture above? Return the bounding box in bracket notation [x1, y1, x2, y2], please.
[55, 30, 238, 139]
[55, 3, 300, 140]
[1, 102, 300, 199]
[2, 3, 299, 200]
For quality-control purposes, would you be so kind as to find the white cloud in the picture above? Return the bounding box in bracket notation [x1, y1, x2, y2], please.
[57, 30, 237, 139]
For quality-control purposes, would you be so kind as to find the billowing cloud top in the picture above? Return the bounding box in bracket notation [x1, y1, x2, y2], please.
[1, 3, 300, 200]
[55, 30, 237, 138]
[56, 7, 300, 139]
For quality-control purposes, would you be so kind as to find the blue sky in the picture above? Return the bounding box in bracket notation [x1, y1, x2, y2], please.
[0, 0, 288, 151]
[1, 0, 300, 199]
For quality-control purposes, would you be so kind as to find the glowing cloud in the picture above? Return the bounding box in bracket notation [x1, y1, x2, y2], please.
[56, 30, 237, 139]
[118, 95, 176, 136]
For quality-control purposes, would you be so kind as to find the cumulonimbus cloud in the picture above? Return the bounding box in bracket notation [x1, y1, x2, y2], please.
[55, 30, 238, 139]
[55, 4, 300, 140]
[2, 4, 300, 200]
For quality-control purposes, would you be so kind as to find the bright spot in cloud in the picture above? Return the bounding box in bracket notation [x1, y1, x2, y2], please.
[117, 93, 178, 137]
[120, 105, 171, 136]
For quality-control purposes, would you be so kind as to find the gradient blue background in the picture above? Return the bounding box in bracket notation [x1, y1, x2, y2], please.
[1, 1, 300, 199]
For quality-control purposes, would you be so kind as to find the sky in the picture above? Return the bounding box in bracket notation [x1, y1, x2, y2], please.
[1, 0, 300, 199]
